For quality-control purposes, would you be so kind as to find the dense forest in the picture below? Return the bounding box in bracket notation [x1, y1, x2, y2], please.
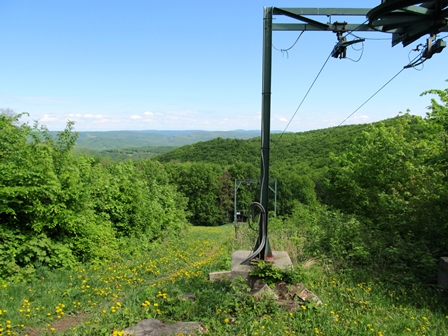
[70, 129, 261, 150]
[1, 84, 448, 284]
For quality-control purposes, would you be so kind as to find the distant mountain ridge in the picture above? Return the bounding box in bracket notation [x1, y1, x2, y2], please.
[67, 130, 263, 150]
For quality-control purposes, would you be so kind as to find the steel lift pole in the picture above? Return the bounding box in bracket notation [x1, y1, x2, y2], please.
[257, 6, 274, 260]
[243, 2, 448, 264]
[240, 7, 274, 264]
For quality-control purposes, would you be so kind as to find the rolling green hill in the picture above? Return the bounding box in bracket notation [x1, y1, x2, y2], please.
[74, 146, 177, 162]
[71, 130, 261, 150]
[154, 122, 373, 169]
[153, 116, 428, 170]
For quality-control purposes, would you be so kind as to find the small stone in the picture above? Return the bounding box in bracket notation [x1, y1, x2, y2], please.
[298, 288, 323, 306]
[298, 288, 312, 301]
[252, 279, 265, 290]
[209, 271, 231, 282]
[251, 284, 279, 301]
[181, 293, 196, 302]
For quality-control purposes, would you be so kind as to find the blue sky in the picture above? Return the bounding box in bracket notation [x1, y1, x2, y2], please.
[1, 0, 447, 132]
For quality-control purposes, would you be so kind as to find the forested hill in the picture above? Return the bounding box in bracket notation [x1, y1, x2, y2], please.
[71, 129, 261, 150]
[154, 116, 409, 168]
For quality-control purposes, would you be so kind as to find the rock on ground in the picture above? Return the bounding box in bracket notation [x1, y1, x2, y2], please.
[123, 318, 207, 336]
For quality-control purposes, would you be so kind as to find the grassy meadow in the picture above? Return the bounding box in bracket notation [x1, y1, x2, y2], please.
[1, 224, 447, 336]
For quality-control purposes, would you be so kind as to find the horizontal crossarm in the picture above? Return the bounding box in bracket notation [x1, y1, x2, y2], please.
[272, 7, 374, 32]
[273, 23, 374, 32]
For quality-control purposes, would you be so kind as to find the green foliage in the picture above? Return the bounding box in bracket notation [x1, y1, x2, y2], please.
[136, 159, 189, 237]
[217, 168, 234, 223]
[165, 162, 230, 226]
[154, 118, 412, 218]
[249, 260, 305, 286]
[72, 130, 260, 151]
[273, 166, 317, 215]
[0, 115, 188, 280]
[4, 84, 448, 286]
[421, 83, 448, 169]
[325, 113, 447, 280]
[74, 146, 177, 162]
[156, 137, 260, 165]
[0, 229, 77, 280]
[278, 203, 370, 269]
[154, 122, 390, 171]
[250, 260, 285, 286]
[421, 82, 448, 133]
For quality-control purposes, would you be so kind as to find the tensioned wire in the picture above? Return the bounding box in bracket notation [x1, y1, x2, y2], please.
[271, 19, 370, 148]
[335, 47, 427, 128]
[272, 51, 332, 148]
[315, 50, 426, 142]
[271, 20, 439, 145]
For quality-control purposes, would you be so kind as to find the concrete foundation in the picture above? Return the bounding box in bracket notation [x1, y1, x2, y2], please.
[209, 250, 292, 281]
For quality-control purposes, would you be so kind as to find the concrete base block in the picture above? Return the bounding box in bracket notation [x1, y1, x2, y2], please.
[438, 257, 448, 287]
[231, 250, 292, 269]
[209, 250, 293, 282]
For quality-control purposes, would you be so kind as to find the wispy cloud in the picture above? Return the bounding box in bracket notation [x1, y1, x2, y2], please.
[22, 109, 263, 131]
[40, 114, 58, 122]
[84, 114, 103, 119]
[91, 117, 123, 124]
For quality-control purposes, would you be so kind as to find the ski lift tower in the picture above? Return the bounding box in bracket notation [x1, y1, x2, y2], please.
[244, 1, 448, 263]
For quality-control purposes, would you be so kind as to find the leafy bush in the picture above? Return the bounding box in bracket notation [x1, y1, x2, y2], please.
[281, 203, 370, 269]
[250, 260, 305, 286]
[324, 114, 448, 281]
[0, 115, 189, 280]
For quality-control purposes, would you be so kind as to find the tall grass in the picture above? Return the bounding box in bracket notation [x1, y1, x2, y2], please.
[0, 224, 447, 335]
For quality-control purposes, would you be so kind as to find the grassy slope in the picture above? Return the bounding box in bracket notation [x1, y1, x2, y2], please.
[1, 225, 447, 336]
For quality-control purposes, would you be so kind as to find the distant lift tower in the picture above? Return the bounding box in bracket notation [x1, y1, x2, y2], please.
[244, 1, 448, 263]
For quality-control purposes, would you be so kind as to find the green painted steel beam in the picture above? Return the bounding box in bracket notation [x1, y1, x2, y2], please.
[273, 8, 330, 30]
[274, 7, 370, 16]
[371, 16, 426, 28]
[257, 6, 273, 260]
[272, 23, 374, 32]
[367, 1, 425, 22]
[401, 5, 434, 15]
[272, 7, 375, 32]
[392, 19, 442, 46]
